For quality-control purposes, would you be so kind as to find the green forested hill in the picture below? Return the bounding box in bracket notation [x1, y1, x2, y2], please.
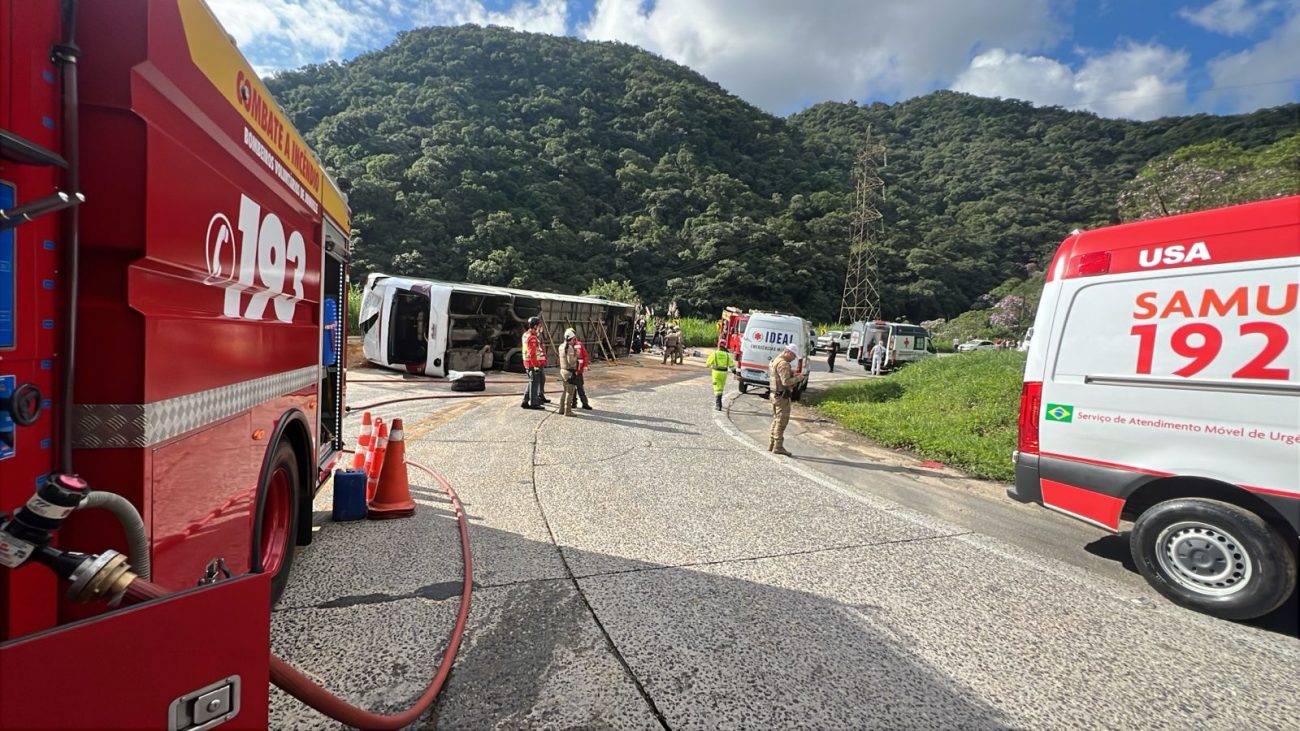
[267, 25, 1298, 323]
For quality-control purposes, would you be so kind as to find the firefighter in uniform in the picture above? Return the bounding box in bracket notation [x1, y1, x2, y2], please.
[558, 328, 580, 416]
[571, 331, 593, 410]
[672, 326, 685, 365]
[662, 326, 678, 365]
[521, 316, 546, 410]
[705, 346, 733, 411]
[768, 344, 799, 456]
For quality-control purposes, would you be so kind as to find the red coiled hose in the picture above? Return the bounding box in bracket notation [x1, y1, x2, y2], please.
[126, 461, 473, 731]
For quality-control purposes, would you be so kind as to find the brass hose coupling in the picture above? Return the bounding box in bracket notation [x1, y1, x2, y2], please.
[65, 549, 138, 606]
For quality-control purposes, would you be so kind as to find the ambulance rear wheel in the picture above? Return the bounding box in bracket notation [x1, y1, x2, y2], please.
[738, 382, 748, 394]
[1131, 498, 1296, 621]
[255, 441, 301, 606]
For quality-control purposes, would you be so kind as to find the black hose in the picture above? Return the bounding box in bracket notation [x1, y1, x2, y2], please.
[55, 0, 80, 474]
[346, 392, 518, 413]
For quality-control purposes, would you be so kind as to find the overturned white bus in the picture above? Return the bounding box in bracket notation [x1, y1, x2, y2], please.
[359, 274, 636, 376]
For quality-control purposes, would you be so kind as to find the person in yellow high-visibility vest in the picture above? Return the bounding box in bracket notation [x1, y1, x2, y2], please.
[705, 347, 734, 411]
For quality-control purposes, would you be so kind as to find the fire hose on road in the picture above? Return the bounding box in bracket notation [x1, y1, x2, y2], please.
[84, 458, 472, 731]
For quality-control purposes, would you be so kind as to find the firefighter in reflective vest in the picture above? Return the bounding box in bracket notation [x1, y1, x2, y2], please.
[705, 346, 733, 411]
[571, 332, 592, 410]
[521, 316, 547, 410]
[768, 344, 799, 456]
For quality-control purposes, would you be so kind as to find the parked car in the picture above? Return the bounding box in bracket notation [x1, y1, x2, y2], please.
[815, 330, 850, 353]
[957, 339, 996, 352]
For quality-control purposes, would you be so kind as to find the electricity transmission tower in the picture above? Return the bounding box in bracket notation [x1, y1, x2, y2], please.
[838, 129, 886, 324]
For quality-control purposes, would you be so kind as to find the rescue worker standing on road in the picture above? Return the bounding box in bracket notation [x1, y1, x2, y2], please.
[672, 326, 685, 365]
[521, 317, 546, 410]
[827, 338, 839, 373]
[870, 339, 887, 376]
[768, 344, 799, 456]
[662, 326, 678, 365]
[570, 330, 593, 411]
[705, 346, 733, 411]
[558, 328, 581, 416]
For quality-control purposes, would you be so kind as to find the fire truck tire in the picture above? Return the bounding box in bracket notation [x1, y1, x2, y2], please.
[256, 441, 302, 605]
[1130, 498, 1296, 621]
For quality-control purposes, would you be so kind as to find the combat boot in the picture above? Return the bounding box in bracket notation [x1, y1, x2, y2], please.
[772, 439, 792, 457]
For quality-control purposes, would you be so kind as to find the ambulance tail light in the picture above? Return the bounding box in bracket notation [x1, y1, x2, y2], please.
[1068, 251, 1110, 277]
[1017, 381, 1042, 455]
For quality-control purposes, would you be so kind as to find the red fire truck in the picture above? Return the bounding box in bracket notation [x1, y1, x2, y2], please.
[1, 1, 349, 726]
[718, 306, 748, 355]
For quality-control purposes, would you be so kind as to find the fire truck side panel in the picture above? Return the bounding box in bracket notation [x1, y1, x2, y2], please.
[1, 574, 271, 730]
[56, 0, 343, 602]
[150, 414, 255, 586]
[0, 0, 64, 638]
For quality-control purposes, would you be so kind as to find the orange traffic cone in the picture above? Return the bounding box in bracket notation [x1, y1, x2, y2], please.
[352, 412, 375, 470]
[368, 418, 415, 520]
[365, 420, 389, 501]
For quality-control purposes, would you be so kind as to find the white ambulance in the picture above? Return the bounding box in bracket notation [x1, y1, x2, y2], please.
[1010, 195, 1299, 620]
[735, 312, 813, 399]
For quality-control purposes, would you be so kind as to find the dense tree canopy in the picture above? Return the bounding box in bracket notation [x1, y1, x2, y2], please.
[267, 25, 1299, 323]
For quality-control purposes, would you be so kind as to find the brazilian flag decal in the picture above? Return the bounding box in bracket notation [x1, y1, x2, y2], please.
[1045, 404, 1073, 423]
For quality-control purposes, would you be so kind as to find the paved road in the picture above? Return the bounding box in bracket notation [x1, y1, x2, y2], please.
[271, 354, 1299, 729]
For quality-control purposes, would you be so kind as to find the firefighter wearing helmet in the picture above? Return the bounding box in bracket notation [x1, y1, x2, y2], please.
[558, 328, 581, 416]
[521, 316, 548, 410]
[768, 343, 799, 456]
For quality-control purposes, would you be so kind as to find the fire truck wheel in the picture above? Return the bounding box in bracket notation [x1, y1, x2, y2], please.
[256, 441, 301, 605]
[1130, 498, 1297, 621]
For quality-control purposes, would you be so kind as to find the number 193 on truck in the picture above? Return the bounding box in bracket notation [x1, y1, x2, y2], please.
[1010, 195, 1299, 621]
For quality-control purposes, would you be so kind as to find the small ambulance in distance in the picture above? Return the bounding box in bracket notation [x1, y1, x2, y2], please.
[736, 312, 813, 398]
[1010, 195, 1299, 621]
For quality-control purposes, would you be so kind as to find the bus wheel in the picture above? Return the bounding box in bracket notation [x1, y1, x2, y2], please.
[738, 381, 748, 394]
[1130, 498, 1296, 620]
[255, 441, 302, 605]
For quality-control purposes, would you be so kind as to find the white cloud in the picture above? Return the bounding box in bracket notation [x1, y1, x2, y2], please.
[208, 0, 389, 67]
[424, 0, 569, 35]
[951, 43, 1191, 120]
[209, 0, 569, 74]
[579, 0, 1060, 113]
[1204, 6, 1300, 111]
[1178, 0, 1276, 36]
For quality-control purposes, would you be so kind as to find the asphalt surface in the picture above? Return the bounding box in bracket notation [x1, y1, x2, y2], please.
[270, 352, 1299, 730]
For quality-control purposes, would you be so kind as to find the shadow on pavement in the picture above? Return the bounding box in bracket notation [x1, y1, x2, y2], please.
[575, 410, 701, 436]
[793, 454, 965, 481]
[430, 516, 1012, 729]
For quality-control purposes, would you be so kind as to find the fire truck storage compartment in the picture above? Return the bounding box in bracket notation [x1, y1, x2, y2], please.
[388, 290, 430, 367]
[319, 228, 346, 459]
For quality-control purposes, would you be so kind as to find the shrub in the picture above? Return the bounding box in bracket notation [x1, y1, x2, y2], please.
[813, 351, 1026, 481]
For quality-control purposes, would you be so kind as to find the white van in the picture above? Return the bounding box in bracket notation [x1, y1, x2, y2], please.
[736, 312, 813, 398]
[1010, 195, 1299, 620]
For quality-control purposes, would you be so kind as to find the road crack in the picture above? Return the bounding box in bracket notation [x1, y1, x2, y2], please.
[528, 410, 674, 731]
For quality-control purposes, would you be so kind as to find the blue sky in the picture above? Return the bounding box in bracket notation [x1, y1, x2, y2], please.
[209, 0, 1300, 120]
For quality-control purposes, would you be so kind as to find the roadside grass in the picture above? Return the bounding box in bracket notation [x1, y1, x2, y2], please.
[676, 317, 719, 347]
[347, 285, 362, 332]
[812, 351, 1027, 481]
